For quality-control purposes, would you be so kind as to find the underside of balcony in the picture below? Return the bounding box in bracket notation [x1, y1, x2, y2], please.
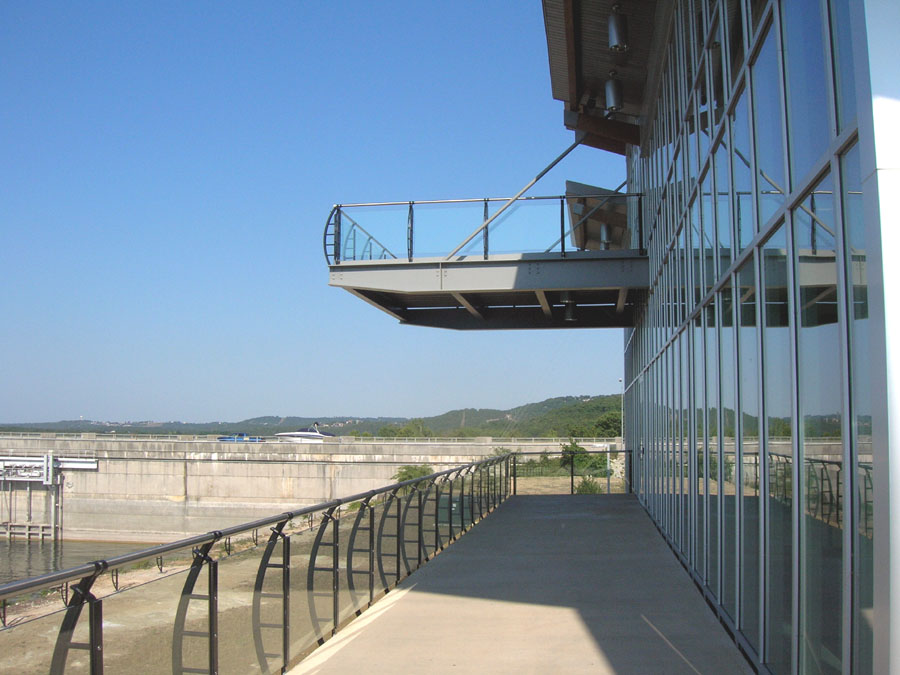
[328, 249, 649, 330]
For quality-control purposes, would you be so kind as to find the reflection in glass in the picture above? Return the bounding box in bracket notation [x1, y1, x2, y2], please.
[710, 17, 727, 126]
[680, 0, 695, 88]
[842, 144, 872, 673]
[782, 0, 830, 187]
[726, 0, 745, 86]
[752, 25, 786, 227]
[706, 300, 720, 598]
[795, 173, 842, 674]
[698, 63, 711, 162]
[763, 222, 792, 675]
[749, 0, 767, 37]
[694, 313, 706, 576]
[738, 257, 761, 651]
[702, 171, 716, 295]
[830, 0, 857, 132]
[681, 329, 692, 558]
[691, 198, 704, 306]
[715, 139, 732, 268]
[731, 87, 753, 252]
[721, 279, 737, 619]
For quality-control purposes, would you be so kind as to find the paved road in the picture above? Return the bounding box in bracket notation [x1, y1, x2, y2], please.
[291, 494, 752, 674]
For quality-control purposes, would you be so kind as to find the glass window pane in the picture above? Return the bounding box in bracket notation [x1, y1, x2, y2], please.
[691, 197, 704, 306]
[694, 313, 706, 576]
[731, 86, 754, 251]
[830, 0, 856, 131]
[794, 173, 842, 674]
[841, 143, 872, 673]
[710, 17, 727, 126]
[715, 139, 733, 267]
[706, 300, 720, 598]
[782, 0, 831, 187]
[738, 256, 761, 651]
[752, 24, 787, 227]
[682, 329, 692, 557]
[702, 170, 716, 292]
[698, 63, 711, 162]
[726, 0, 746, 86]
[749, 0, 767, 37]
[762, 222, 793, 675]
[721, 280, 737, 619]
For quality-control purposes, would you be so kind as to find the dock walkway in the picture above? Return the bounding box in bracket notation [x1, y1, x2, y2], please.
[291, 494, 752, 674]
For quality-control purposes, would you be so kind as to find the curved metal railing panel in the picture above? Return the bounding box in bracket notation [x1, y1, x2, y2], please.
[0, 456, 511, 674]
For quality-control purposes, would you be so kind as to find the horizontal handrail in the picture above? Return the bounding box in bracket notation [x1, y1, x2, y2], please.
[334, 193, 643, 208]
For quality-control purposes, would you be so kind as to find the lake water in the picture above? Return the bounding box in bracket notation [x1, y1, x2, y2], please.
[0, 539, 155, 585]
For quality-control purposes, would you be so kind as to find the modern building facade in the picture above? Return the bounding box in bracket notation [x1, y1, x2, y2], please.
[327, 1, 900, 672]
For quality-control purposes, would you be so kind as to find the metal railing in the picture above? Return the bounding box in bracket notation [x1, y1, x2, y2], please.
[512, 450, 631, 496]
[0, 455, 511, 674]
[323, 193, 643, 265]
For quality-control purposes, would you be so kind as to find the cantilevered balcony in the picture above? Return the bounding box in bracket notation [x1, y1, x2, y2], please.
[324, 182, 648, 329]
[324, 183, 649, 330]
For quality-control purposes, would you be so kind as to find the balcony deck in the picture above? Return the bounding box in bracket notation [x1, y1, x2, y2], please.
[291, 494, 751, 674]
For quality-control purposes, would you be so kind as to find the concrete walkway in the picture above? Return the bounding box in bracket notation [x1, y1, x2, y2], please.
[291, 494, 752, 675]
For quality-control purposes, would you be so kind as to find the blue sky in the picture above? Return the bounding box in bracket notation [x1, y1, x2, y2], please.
[1, 2, 625, 423]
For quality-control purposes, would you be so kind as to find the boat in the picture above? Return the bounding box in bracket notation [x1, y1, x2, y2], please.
[275, 423, 335, 443]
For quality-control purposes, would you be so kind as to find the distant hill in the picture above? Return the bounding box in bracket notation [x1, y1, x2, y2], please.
[0, 394, 623, 438]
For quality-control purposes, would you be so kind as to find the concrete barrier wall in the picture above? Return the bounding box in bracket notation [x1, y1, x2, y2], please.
[1, 435, 609, 542]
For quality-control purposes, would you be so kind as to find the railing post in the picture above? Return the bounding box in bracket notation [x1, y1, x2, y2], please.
[469, 470, 477, 527]
[282, 534, 291, 669]
[607, 451, 612, 494]
[570, 457, 575, 495]
[208, 557, 219, 674]
[448, 479, 455, 542]
[560, 196, 566, 258]
[459, 475, 466, 533]
[88, 596, 103, 675]
[513, 455, 518, 495]
[368, 504, 375, 605]
[334, 207, 342, 264]
[331, 515, 339, 635]
[478, 468, 484, 519]
[395, 495, 402, 585]
[407, 202, 414, 262]
[483, 198, 489, 260]
[417, 489, 424, 568]
[434, 481, 440, 553]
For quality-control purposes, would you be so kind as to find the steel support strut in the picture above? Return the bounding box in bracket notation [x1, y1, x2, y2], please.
[50, 563, 106, 675]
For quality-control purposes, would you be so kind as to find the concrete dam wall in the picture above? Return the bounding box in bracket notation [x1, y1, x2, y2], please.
[0, 434, 598, 542]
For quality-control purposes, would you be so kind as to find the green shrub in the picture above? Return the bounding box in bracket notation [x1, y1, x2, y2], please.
[575, 476, 603, 494]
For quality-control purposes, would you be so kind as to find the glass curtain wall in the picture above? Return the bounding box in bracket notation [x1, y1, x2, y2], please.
[623, 0, 870, 671]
